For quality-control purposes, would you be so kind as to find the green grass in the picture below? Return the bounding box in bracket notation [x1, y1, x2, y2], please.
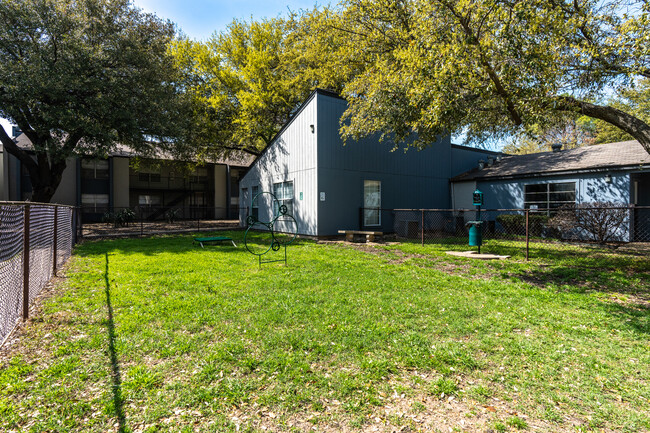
[1, 232, 648, 432]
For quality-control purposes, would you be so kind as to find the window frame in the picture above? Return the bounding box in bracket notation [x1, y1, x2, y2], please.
[81, 193, 110, 212]
[524, 182, 576, 214]
[81, 159, 109, 180]
[251, 185, 259, 220]
[363, 180, 382, 227]
[138, 194, 161, 207]
[273, 181, 294, 216]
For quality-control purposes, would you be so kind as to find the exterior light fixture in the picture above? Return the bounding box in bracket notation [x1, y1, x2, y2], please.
[605, 173, 612, 184]
[310, 124, 315, 133]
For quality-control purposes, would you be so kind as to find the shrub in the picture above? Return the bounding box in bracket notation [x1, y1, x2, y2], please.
[165, 208, 180, 223]
[496, 213, 549, 236]
[106, 208, 137, 227]
[101, 211, 115, 226]
[548, 203, 628, 244]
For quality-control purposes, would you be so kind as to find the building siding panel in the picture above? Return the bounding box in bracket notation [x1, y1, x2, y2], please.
[239, 93, 319, 236]
[316, 93, 453, 236]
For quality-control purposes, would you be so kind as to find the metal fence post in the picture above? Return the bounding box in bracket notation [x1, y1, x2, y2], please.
[52, 206, 58, 276]
[421, 209, 425, 247]
[22, 204, 30, 320]
[77, 206, 84, 240]
[140, 207, 143, 237]
[525, 209, 530, 261]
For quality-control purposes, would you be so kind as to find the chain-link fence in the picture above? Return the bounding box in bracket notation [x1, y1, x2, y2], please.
[359, 206, 650, 260]
[0, 202, 75, 346]
[80, 206, 239, 239]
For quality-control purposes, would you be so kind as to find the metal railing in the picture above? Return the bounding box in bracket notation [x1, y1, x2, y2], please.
[1, 202, 76, 347]
[359, 205, 650, 259]
[80, 206, 240, 239]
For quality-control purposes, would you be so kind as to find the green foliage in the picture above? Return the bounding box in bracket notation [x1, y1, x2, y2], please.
[428, 377, 458, 398]
[506, 415, 529, 430]
[165, 208, 180, 223]
[502, 117, 597, 155]
[326, 0, 650, 153]
[170, 11, 349, 160]
[496, 214, 549, 237]
[0, 0, 187, 202]
[102, 208, 136, 227]
[594, 78, 650, 144]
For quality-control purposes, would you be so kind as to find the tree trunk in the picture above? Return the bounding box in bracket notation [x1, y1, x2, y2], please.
[0, 127, 66, 203]
[555, 97, 650, 155]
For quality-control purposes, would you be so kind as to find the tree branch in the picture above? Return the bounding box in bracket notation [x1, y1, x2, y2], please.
[439, 0, 523, 125]
[554, 96, 650, 154]
[0, 125, 38, 170]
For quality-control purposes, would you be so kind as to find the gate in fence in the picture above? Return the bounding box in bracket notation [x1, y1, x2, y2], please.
[0, 202, 76, 347]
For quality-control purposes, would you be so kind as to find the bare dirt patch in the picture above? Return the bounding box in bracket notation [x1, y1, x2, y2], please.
[222, 372, 591, 433]
[327, 241, 491, 279]
[0, 261, 74, 356]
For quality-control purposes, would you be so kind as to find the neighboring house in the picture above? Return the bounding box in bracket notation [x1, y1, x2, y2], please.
[0, 133, 253, 221]
[239, 89, 499, 236]
[451, 141, 650, 241]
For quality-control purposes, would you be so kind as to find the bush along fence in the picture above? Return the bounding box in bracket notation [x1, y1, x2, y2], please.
[0, 202, 76, 347]
[79, 206, 239, 239]
[360, 205, 650, 259]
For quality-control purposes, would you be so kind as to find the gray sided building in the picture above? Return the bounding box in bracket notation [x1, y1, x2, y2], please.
[451, 141, 650, 241]
[239, 89, 498, 236]
[0, 134, 252, 220]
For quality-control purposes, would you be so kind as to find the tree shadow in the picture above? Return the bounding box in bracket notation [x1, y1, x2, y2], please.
[104, 253, 127, 432]
[74, 231, 246, 257]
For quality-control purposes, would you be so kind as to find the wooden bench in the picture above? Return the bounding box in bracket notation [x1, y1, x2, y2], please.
[194, 236, 237, 248]
[338, 230, 383, 243]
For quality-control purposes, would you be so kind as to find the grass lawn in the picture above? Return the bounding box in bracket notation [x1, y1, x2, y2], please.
[0, 232, 648, 432]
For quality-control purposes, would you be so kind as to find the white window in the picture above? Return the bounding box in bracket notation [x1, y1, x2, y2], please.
[81, 194, 109, 211]
[251, 185, 259, 220]
[273, 181, 294, 216]
[363, 180, 381, 226]
[138, 194, 161, 206]
[191, 167, 208, 183]
[137, 166, 161, 183]
[81, 159, 109, 179]
[524, 182, 576, 214]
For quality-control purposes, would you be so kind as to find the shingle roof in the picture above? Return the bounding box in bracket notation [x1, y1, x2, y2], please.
[11, 133, 254, 167]
[452, 140, 650, 182]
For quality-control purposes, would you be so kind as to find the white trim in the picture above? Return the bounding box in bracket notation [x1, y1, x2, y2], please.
[363, 180, 381, 227]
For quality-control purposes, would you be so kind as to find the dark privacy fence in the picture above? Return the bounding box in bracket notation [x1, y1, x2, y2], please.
[360, 206, 650, 258]
[0, 202, 75, 346]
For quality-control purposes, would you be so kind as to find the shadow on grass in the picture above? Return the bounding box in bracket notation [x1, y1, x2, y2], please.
[74, 230, 312, 259]
[510, 265, 650, 296]
[74, 231, 246, 257]
[104, 253, 127, 432]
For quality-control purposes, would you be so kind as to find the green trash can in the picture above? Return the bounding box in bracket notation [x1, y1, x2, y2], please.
[467, 221, 483, 246]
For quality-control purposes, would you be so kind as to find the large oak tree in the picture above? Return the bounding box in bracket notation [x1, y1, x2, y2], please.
[0, 0, 186, 202]
[170, 10, 352, 159]
[327, 0, 650, 155]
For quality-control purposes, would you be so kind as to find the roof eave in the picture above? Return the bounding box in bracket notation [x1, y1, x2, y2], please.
[452, 164, 650, 182]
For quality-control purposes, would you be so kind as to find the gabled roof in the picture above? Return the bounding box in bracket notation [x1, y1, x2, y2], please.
[243, 88, 341, 176]
[10, 133, 254, 167]
[452, 140, 650, 182]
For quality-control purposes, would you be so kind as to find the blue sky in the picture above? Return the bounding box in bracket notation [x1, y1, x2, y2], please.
[133, 0, 321, 41]
[1, 0, 321, 134]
